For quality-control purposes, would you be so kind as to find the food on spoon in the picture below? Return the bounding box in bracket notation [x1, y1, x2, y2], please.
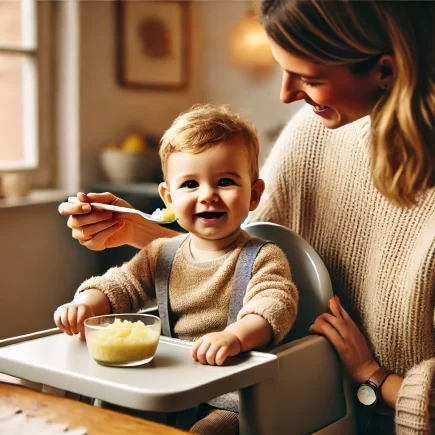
[151, 208, 176, 222]
[86, 319, 160, 364]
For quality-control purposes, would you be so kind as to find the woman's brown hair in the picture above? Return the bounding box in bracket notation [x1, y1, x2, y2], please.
[261, 0, 435, 207]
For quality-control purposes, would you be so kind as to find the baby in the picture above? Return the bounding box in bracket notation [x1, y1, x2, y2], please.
[55, 104, 298, 434]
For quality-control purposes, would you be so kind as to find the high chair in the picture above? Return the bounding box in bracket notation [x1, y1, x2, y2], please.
[242, 222, 357, 435]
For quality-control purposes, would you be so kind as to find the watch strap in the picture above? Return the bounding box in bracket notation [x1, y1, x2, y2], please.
[366, 366, 391, 389]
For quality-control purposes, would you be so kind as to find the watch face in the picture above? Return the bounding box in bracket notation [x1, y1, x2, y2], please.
[357, 384, 377, 406]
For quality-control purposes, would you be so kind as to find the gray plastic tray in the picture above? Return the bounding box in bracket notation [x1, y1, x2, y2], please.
[0, 329, 278, 412]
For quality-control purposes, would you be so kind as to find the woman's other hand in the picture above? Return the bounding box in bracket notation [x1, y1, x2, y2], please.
[309, 295, 379, 383]
[58, 192, 136, 251]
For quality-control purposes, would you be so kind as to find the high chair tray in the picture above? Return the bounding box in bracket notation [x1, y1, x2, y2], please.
[0, 329, 278, 412]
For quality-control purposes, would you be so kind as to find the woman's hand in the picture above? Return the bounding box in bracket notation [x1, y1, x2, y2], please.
[58, 192, 137, 251]
[192, 331, 242, 366]
[59, 191, 181, 251]
[309, 295, 379, 383]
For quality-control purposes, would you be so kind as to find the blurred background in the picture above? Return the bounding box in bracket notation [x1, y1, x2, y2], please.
[0, 0, 303, 339]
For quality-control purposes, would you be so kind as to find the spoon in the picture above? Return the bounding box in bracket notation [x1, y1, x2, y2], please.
[67, 196, 177, 225]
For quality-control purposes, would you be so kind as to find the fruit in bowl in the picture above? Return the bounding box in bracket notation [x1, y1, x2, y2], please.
[121, 134, 148, 153]
[99, 134, 161, 183]
[84, 314, 161, 367]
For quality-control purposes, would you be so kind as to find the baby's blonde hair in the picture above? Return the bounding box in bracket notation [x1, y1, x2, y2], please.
[159, 104, 259, 182]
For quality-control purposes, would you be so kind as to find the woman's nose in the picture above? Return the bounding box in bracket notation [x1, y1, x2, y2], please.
[198, 187, 219, 203]
[280, 72, 305, 104]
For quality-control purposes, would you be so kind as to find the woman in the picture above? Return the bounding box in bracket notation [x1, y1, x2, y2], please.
[59, 1, 435, 433]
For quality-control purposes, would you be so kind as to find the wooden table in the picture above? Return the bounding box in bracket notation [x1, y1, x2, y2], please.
[0, 382, 187, 435]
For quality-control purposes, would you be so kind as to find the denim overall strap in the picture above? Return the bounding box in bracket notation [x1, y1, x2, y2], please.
[207, 237, 271, 413]
[227, 237, 271, 326]
[155, 234, 189, 338]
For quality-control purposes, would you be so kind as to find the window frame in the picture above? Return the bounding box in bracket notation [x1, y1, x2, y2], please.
[0, 0, 53, 179]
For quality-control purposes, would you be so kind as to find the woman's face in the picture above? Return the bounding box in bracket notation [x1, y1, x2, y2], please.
[270, 40, 382, 129]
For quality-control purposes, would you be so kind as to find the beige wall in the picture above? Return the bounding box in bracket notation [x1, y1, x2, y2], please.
[78, 1, 300, 188]
[193, 1, 300, 165]
[79, 1, 204, 188]
[0, 202, 98, 339]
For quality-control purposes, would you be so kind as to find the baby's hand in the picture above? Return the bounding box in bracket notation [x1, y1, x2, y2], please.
[191, 331, 242, 366]
[54, 302, 96, 341]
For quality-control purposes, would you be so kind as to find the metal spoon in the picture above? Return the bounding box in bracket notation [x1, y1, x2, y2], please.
[67, 197, 177, 225]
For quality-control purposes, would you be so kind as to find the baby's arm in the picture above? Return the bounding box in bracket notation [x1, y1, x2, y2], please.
[54, 239, 165, 340]
[192, 242, 296, 366]
[239, 242, 298, 345]
[192, 314, 272, 366]
[54, 289, 110, 341]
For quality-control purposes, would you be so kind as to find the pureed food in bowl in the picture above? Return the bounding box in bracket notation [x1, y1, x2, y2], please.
[85, 314, 161, 367]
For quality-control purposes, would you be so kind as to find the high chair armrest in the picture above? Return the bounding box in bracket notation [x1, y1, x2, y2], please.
[239, 335, 354, 435]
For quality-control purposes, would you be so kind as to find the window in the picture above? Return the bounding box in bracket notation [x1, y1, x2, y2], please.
[0, 0, 39, 171]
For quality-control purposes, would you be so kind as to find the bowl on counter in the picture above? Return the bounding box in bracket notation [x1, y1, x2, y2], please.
[99, 149, 161, 183]
[84, 313, 161, 367]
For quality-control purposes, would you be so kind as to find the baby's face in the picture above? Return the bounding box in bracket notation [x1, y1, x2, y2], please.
[161, 139, 258, 241]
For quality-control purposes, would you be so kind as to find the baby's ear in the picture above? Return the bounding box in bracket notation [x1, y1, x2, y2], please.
[158, 182, 172, 207]
[249, 179, 265, 211]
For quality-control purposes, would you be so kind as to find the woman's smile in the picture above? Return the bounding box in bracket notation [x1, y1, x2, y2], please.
[305, 98, 334, 118]
[309, 102, 333, 117]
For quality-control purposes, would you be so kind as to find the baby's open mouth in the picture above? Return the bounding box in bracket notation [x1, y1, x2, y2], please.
[195, 212, 226, 219]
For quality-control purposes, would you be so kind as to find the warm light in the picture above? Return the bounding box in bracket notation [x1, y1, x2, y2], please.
[231, 10, 275, 74]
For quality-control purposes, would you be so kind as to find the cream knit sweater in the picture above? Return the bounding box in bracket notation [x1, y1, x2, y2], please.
[247, 105, 435, 434]
[77, 231, 298, 345]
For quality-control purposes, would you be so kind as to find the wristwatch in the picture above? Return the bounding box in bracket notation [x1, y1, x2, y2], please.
[357, 366, 391, 406]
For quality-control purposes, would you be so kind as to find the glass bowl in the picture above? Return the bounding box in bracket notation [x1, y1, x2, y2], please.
[84, 314, 161, 367]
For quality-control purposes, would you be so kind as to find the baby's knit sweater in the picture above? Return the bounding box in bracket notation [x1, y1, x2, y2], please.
[78, 230, 298, 345]
[247, 105, 435, 434]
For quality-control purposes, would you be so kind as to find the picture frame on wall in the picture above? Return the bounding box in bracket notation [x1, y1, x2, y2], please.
[116, 0, 189, 90]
